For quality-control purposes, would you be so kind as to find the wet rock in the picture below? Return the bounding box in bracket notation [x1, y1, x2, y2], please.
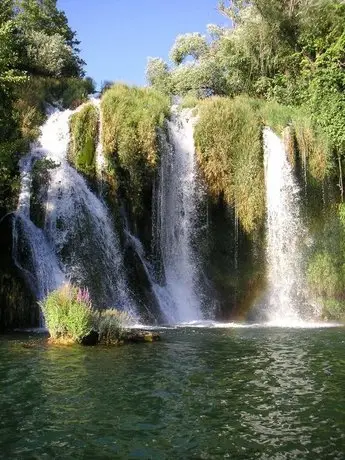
[122, 330, 161, 343]
[0, 214, 38, 331]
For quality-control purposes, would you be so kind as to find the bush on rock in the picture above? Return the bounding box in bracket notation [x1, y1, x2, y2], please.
[40, 283, 93, 343]
[40, 284, 139, 345]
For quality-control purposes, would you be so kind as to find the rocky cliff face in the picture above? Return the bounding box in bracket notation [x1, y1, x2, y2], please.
[0, 215, 38, 331]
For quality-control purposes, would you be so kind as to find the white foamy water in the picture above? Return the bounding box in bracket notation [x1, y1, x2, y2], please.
[14, 131, 65, 299]
[14, 106, 136, 317]
[130, 320, 341, 330]
[156, 107, 204, 323]
[13, 135, 65, 326]
[263, 128, 308, 323]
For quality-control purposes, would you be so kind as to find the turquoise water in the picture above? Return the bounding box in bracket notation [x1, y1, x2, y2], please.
[0, 326, 345, 459]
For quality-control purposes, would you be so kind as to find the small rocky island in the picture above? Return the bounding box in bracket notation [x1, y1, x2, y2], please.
[41, 283, 161, 346]
[81, 329, 161, 346]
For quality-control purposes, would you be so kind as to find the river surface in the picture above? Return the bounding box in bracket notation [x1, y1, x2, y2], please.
[0, 326, 344, 459]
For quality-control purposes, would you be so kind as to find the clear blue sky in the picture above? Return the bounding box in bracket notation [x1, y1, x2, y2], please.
[57, 0, 230, 88]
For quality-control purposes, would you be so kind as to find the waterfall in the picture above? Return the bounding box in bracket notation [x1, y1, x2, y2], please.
[156, 107, 204, 323]
[263, 127, 306, 323]
[14, 106, 136, 318]
[13, 150, 64, 325]
[124, 229, 170, 322]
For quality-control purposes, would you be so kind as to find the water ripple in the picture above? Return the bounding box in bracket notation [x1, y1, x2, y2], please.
[0, 328, 344, 459]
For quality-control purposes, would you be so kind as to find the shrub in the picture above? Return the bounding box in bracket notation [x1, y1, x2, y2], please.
[194, 96, 264, 234]
[39, 284, 135, 344]
[40, 283, 93, 343]
[179, 93, 200, 109]
[13, 98, 45, 141]
[26, 31, 75, 77]
[69, 103, 99, 176]
[258, 100, 294, 134]
[96, 309, 132, 345]
[59, 78, 95, 109]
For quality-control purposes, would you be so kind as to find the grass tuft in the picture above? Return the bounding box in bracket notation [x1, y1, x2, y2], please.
[40, 283, 93, 343]
[96, 309, 133, 345]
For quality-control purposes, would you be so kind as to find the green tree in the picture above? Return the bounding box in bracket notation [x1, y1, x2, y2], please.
[0, 0, 89, 216]
[146, 57, 171, 94]
[15, 0, 84, 76]
[169, 33, 209, 65]
[25, 30, 76, 76]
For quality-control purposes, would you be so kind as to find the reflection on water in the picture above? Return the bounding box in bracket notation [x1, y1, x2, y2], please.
[0, 327, 344, 459]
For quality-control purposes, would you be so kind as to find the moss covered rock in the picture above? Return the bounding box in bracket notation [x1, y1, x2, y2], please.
[69, 103, 99, 177]
[0, 215, 38, 331]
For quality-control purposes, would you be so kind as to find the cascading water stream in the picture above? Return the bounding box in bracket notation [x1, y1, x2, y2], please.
[124, 228, 170, 322]
[44, 108, 135, 313]
[156, 107, 204, 323]
[263, 127, 307, 323]
[13, 148, 65, 325]
[14, 104, 136, 319]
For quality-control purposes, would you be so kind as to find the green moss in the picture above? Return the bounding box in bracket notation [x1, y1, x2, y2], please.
[201, 197, 266, 319]
[100, 83, 170, 217]
[292, 113, 332, 183]
[305, 204, 345, 320]
[322, 299, 345, 321]
[194, 96, 264, 234]
[307, 251, 343, 298]
[69, 103, 99, 177]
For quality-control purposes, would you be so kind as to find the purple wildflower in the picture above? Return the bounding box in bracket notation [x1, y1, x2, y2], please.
[76, 287, 90, 304]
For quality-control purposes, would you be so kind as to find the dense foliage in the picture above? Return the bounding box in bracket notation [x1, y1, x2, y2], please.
[147, 0, 345, 191]
[101, 83, 170, 216]
[195, 96, 264, 233]
[0, 0, 94, 216]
